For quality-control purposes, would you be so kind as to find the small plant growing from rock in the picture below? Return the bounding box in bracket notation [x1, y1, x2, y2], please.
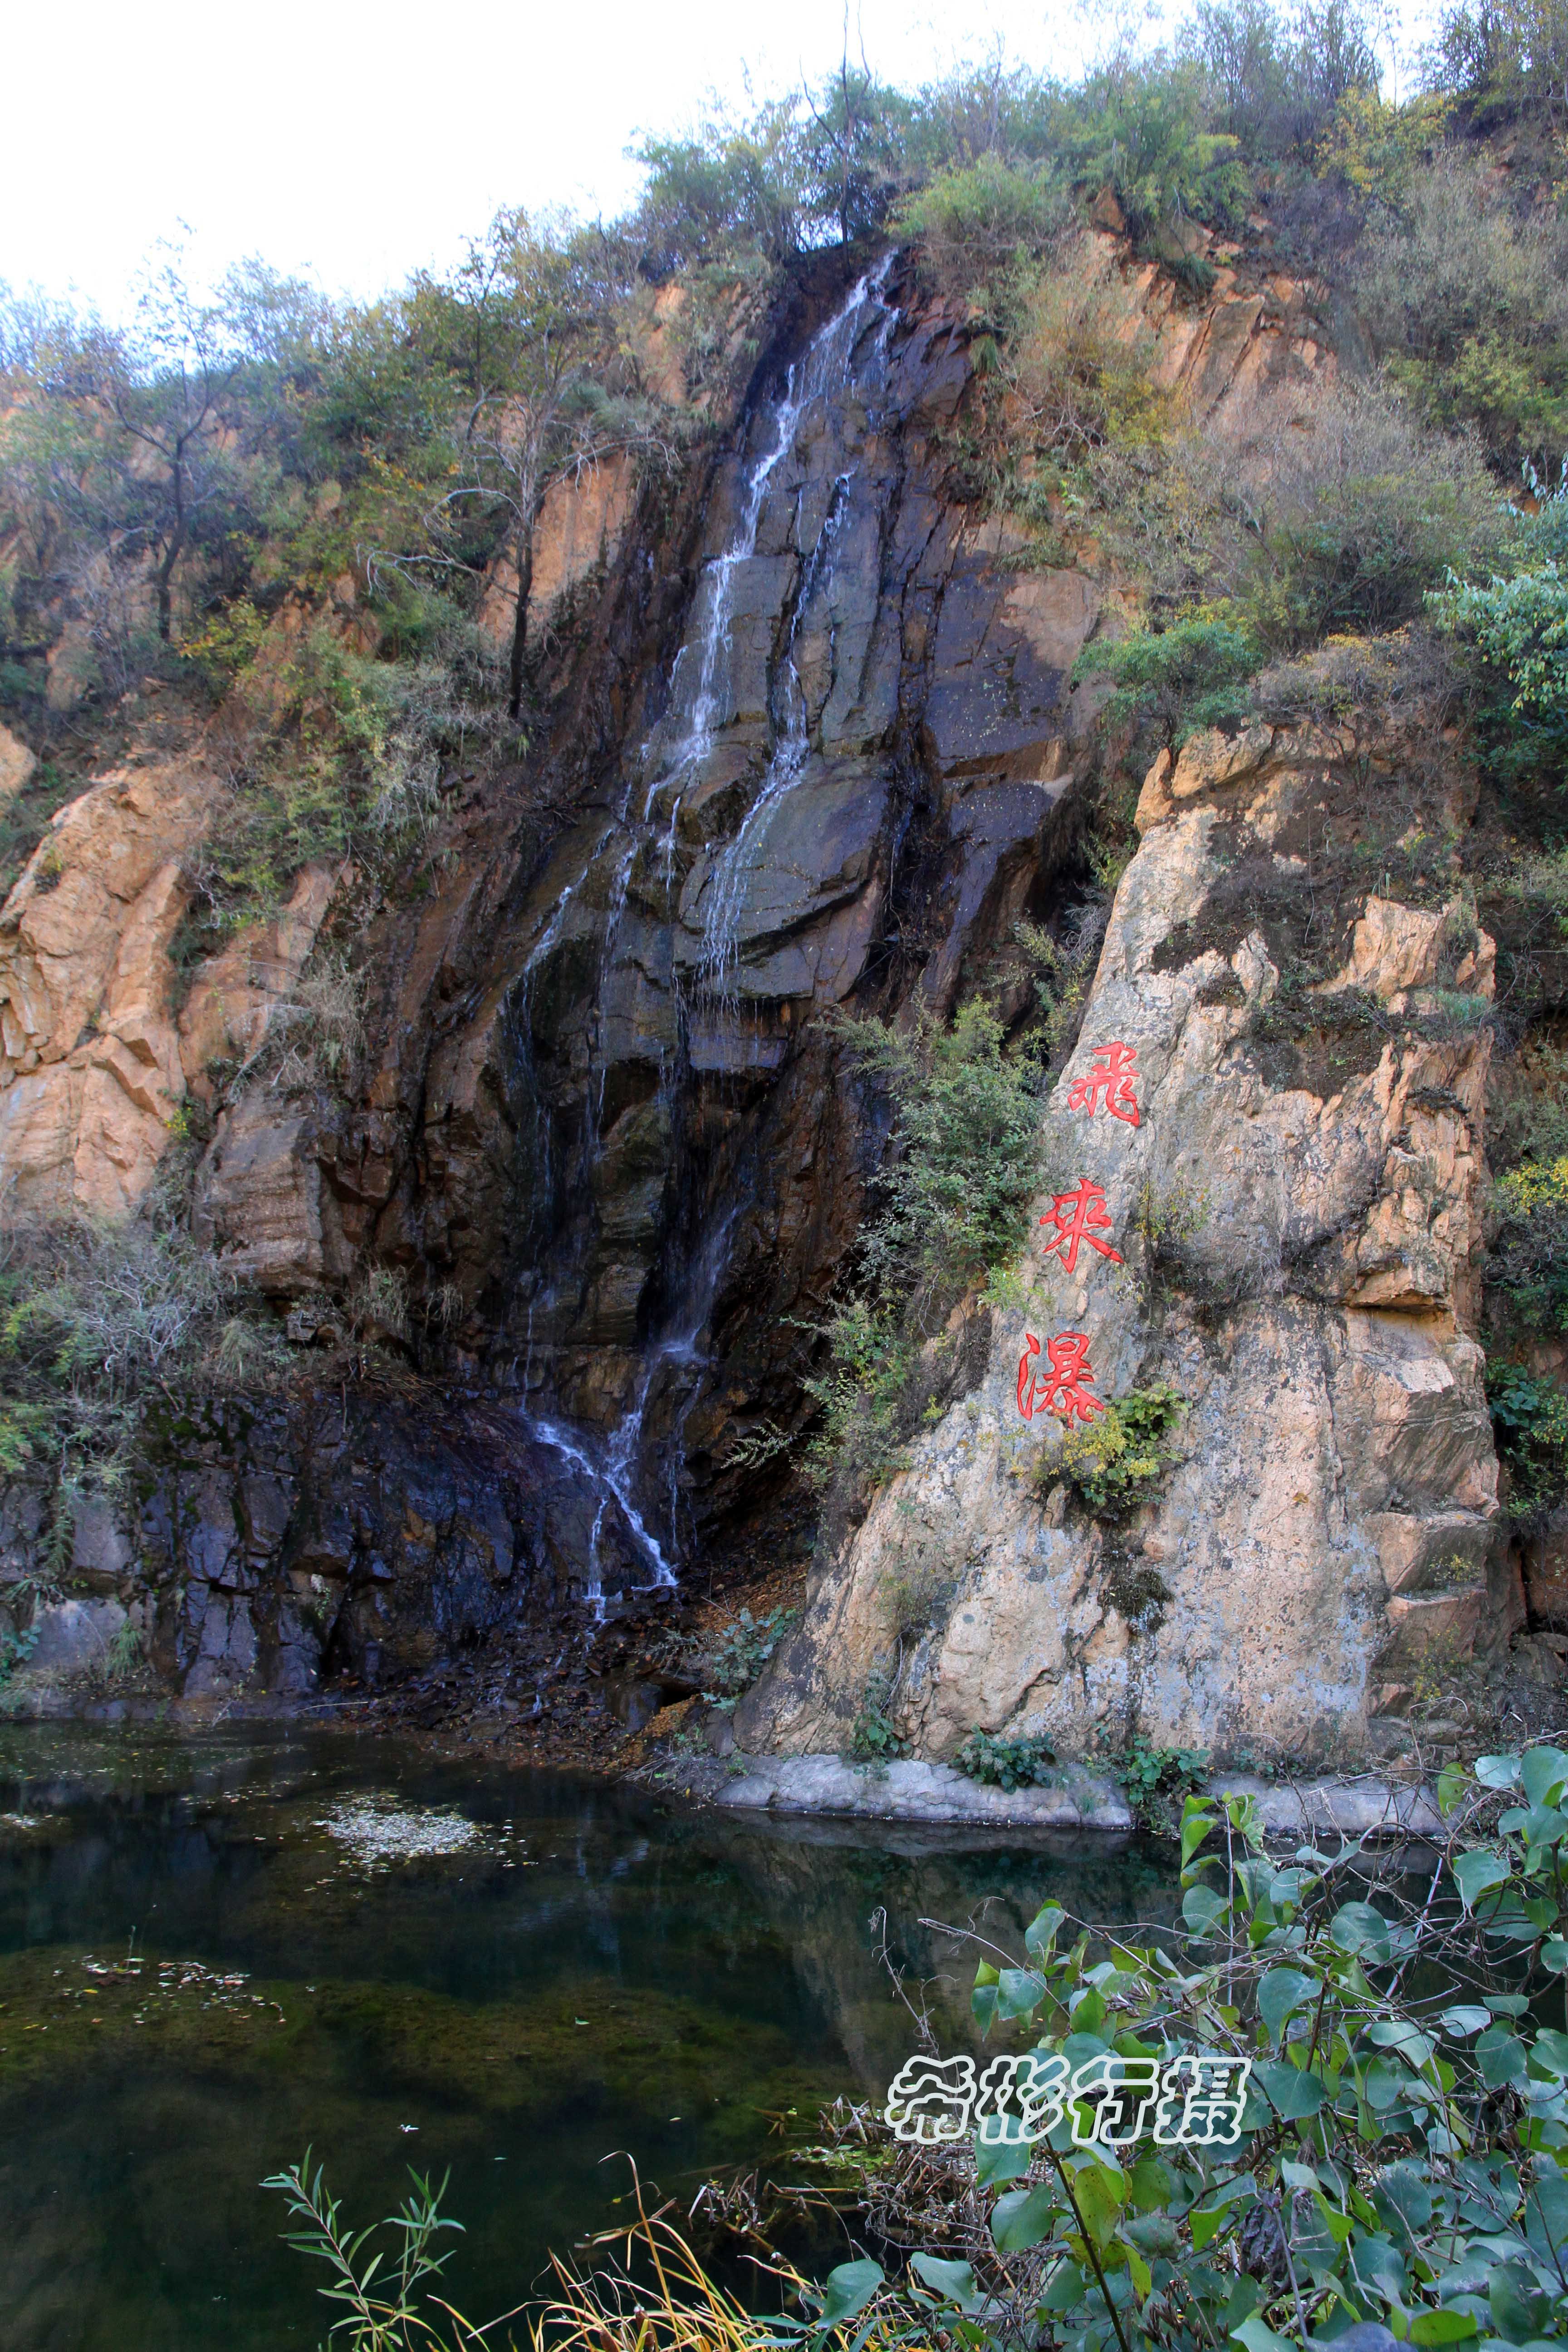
[955, 1727, 1058, 1790]
[848, 1666, 907, 1765]
[1048, 1382, 1184, 1518]
[1120, 1733, 1209, 1827]
[701, 1607, 798, 1705]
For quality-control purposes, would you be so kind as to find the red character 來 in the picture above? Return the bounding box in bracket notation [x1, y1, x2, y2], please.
[1017, 1331, 1105, 1424]
[1039, 1177, 1123, 1274]
[1067, 1040, 1141, 1127]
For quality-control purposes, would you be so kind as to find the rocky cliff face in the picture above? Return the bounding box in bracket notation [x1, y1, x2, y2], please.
[740, 717, 1513, 1767]
[4, 235, 1510, 1746]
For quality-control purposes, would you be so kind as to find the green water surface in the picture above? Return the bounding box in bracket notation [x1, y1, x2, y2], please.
[0, 1725, 1173, 2348]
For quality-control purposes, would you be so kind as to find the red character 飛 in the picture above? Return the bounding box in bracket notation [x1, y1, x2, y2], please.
[1039, 1177, 1123, 1274]
[1017, 1330, 1106, 1424]
[1067, 1040, 1141, 1127]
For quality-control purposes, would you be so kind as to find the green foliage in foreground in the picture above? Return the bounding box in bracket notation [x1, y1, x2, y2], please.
[264, 2151, 477, 2351]
[270, 1745, 1568, 2352]
[914, 1749, 1568, 2352]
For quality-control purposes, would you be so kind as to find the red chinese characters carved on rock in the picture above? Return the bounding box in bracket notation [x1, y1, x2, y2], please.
[1017, 1331, 1106, 1424]
[1067, 1040, 1140, 1127]
[1039, 1176, 1123, 1274]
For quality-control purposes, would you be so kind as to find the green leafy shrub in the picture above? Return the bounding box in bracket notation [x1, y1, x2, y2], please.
[1488, 1156, 1568, 1334]
[1049, 1386, 1186, 1519]
[912, 1750, 1568, 2352]
[898, 156, 1070, 295]
[1119, 1734, 1210, 1825]
[702, 1606, 799, 1702]
[0, 1595, 41, 1688]
[268, 1747, 1568, 2352]
[848, 1667, 907, 1764]
[1239, 380, 1507, 651]
[1064, 69, 1252, 261]
[804, 1004, 1044, 1508]
[1487, 1361, 1568, 1526]
[1073, 607, 1261, 743]
[956, 1727, 1058, 1790]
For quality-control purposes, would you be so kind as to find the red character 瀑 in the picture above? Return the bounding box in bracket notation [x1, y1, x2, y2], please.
[1039, 1177, 1123, 1274]
[1017, 1330, 1106, 1424]
[1067, 1040, 1141, 1128]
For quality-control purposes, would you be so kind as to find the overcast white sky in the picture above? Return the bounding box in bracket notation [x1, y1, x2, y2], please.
[5, 0, 1429, 321]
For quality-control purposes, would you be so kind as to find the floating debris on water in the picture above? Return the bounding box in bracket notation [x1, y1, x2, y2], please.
[314, 1794, 487, 1871]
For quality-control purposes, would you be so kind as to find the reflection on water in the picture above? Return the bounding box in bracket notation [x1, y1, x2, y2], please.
[0, 1725, 1175, 2351]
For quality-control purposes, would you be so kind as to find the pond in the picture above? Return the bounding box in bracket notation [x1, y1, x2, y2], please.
[0, 1725, 1176, 2349]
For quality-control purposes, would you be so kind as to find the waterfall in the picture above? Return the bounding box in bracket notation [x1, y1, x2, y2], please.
[507, 259, 897, 1611]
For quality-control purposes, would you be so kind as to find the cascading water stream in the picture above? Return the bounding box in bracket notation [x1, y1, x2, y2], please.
[698, 465, 856, 1002]
[511, 260, 897, 1608]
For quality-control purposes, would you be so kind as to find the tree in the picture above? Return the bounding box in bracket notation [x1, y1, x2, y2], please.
[0, 255, 257, 684]
[88, 256, 251, 644]
[416, 212, 671, 720]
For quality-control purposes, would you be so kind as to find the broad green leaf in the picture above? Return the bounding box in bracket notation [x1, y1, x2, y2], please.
[992, 2183, 1058, 2253]
[1232, 2315, 1298, 2352]
[1520, 1746, 1568, 1808]
[1191, 2203, 1234, 2252]
[1068, 1986, 1107, 2034]
[975, 2127, 1032, 2188]
[1530, 2028, 1568, 2076]
[1024, 1905, 1066, 1960]
[1259, 1968, 1319, 2043]
[1072, 2157, 1129, 2249]
[910, 2256, 982, 2314]
[1181, 1794, 1217, 1868]
[1312, 2193, 1355, 2247]
[1477, 2029, 1528, 2090]
[1408, 2309, 1479, 2343]
[1484, 1994, 1530, 2015]
[1332, 1900, 1394, 1959]
[996, 1967, 1046, 2020]
[1440, 2006, 1492, 2038]
[814, 2259, 882, 2333]
[1119, 2234, 1153, 2299]
[1452, 1851, 1512, 1911]
[1257, 2058, 1326, 2119]
[972, 1960, 999, 2035]
[1369, 2018, 1436, 2069]
[1224, 1790, 1264, 1845]
[1490, 2259, 1550, 2345]
[1350, 2231, 1410, 2303]
[1505, 1803, 1568, 1848]
[1438, 1760, 1470, 1817]
[1375, 2159, 1434, 2234]
[1127, 2153, 1175, 2211]
[1475, 1755, 1524, 1790]
[1543, 1937, 1568, 1974]
[1183, 1884, 1227, 1935]
[1038, 2260, 1090, 2314]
